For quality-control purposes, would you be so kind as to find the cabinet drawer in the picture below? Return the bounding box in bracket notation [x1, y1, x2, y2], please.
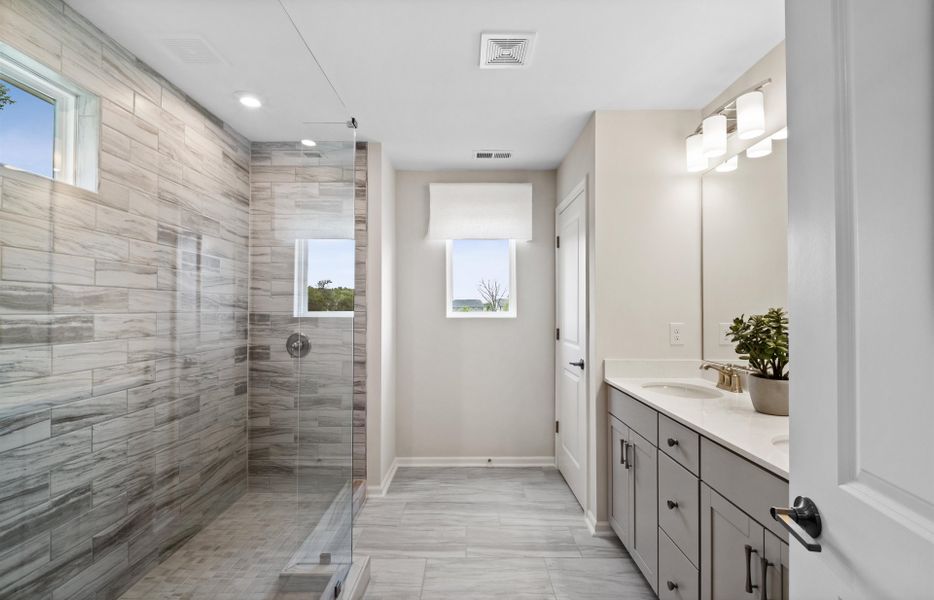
[658, 451, 700, 566]
[608, 386, 657, 446]
[700, 438, 789, 542]
[659, 528, 699, 600]
[659, 414, 700, 475]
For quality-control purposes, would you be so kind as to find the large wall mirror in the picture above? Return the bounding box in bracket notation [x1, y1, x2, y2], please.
[702, 138, 787, 360]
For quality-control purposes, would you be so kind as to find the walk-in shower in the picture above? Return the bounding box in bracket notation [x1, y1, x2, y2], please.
[0, 0, 365, 598]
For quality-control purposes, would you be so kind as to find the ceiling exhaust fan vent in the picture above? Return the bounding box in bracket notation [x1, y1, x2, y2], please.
[475, 150, 513, 160]
[159, 36, 224, 65]
[479, 33, 536, 68]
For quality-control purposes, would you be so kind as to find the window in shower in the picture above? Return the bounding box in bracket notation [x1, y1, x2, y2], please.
[0, 42, 100, 190]
[294, 238, 355, 317]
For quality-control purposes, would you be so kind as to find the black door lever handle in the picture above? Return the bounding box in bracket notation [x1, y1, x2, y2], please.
[569, 359, 585, 369]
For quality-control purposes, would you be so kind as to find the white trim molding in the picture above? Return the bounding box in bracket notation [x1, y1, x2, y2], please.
[395, 456, 557, 468]
[585, 511, 615, 538]
[367, 458, 400, 498]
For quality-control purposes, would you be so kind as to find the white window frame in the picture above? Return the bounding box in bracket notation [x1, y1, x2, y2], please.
[293, 239, 355, 318]
[445, 239, 518, 319]
[0, 42, 99, 191]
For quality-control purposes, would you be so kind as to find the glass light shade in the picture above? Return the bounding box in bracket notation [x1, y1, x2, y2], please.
[772, 127, 788, 140]
[736, 91, 765, 140]
[301, 139, 317, 147]
[702, 114, 727, 158]
[746, 137, 773, 158]
[685, 134, 707, 172]
[715, 155, 738, 173]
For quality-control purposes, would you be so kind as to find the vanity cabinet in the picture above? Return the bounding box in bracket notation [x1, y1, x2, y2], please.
[608, 408, 658, 593]
[607, 384, 789, 599]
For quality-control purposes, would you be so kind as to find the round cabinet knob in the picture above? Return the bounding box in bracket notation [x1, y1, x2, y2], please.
[667, 438, 679, 447]
[666, 581, 678, 591]
[667, 500, 679, 510]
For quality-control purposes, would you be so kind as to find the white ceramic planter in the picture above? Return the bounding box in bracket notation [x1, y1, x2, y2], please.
[747, 375, 789, 416]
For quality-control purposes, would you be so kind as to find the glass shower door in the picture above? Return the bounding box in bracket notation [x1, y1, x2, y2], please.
[265, 126, 357, 595]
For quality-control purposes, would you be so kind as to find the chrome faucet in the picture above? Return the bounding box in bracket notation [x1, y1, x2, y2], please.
[700, 361, 743, 393]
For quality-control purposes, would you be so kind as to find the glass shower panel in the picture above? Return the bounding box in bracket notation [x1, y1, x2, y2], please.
[249, 127, 357, 595]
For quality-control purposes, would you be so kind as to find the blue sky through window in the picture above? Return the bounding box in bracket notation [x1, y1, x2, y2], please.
[307, 239, 354, 289]
[0, 79, 55, 178]
[452, 239, 510, 301]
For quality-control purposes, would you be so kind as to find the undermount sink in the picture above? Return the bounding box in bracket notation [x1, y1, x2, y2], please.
[641, 382, 722, 400]
[771, 434, 789, 453]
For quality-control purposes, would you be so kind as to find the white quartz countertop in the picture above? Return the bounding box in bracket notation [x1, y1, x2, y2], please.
[605, 376, 789, 479]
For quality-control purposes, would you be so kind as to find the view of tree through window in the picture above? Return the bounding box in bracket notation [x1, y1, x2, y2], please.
[451, 239, 511, 313]
[0, 78, 55, 178]
[306, 239, 355, 312]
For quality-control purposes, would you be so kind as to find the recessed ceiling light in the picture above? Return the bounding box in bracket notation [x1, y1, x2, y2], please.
[301, 139, 316, 147]
[236, 92, 262, 108]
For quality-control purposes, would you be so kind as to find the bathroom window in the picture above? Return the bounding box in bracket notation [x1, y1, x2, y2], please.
[0, 42, 99, 190]
[446, 239, 517, 318]
[294, 239, 355, 318]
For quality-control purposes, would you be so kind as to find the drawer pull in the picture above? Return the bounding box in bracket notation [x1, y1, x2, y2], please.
[760, 556, 773, 600]
[744, 544, 759, 593]
[666, 580, 678, 591]
[623, 442, 632, 470]
[619, 438, 626, 467]
[666, 437, 679, 447]
[666, 499, 679, 510]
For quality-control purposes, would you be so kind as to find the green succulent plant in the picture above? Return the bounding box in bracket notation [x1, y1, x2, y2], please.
[728, 307, 789, 380]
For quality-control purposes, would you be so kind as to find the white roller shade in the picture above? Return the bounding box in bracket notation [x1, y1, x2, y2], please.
[428, 183, 533, 240]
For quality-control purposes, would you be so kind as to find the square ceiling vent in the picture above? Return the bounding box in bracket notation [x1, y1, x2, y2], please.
[479, 33, 536, 69]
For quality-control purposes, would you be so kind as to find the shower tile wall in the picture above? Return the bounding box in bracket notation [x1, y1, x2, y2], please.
[0, 1, 250, 597]
[247, 142, 367, 495]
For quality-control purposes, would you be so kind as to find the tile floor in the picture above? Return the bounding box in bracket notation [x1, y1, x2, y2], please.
[119, 491, 343, 600]
[357, 467, 655, 599]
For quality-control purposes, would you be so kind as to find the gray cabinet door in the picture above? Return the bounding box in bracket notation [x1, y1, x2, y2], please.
[630, 430, 658, 593]
[763, 531, 789, 600]
[700, 483, 763, 600]
[608, 415, 631, 545]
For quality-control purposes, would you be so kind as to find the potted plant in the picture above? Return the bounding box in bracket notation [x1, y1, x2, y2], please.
[728, 308, 789, 416]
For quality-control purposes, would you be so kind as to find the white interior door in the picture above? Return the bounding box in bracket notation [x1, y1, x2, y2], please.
[555, 183, 587, 507]
[787, 1, 933, 597]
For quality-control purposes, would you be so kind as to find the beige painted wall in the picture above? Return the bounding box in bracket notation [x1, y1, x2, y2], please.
[366, 143, 398, 490]
[557, 110, 702, 524]
[395, 170, 556, 460]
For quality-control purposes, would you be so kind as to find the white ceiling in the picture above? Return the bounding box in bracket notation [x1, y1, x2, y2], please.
[69, 0, 785, 170]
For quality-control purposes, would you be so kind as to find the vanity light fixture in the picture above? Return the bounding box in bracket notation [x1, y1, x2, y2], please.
[684, 79, 772, 172]
[702, 114, 727, 158]
[715, 155, 738, 173]
[772, 127, 788, 140]
[301, 139, 317, 147]
[746, 137, 773, 158]
[736, 90, 765, 140]
[685, 133, 708, 172]
[236, 92, 262, 108]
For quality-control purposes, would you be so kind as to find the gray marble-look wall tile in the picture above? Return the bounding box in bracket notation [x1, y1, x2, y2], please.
[0, 472, 50, 525]
[92, 360, 154, 396]
[0, 345, 51, 383]
[0, 531, 50, 592]
[0, 410, 50, 454]
[91, 408, 153, 452]
[50, 493, 127, 560]
[52, 339, 127, 375]
[0, 209, 52, 251]
[52, 284, 130, 314]
[53, 225, 130, 261]
[95, 259, 159, 288]
[93, 313, 157, 340]
[0, 372, 93, 418]
[50, 390, 127, 436]
[1, 247, 95, 284]
[0, 282, 53, 314]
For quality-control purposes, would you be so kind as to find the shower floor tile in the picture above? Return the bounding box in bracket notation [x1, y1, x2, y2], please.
[118, 491, 338, 600]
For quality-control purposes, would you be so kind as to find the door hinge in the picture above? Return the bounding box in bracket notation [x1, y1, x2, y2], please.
[556, 235, 560, 248]
[555, 420, 560, 434]
[556, 328, 560, 341]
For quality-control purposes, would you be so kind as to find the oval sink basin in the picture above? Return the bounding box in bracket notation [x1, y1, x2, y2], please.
[641, 382, 722, 400]
[771, 435, 789, 453]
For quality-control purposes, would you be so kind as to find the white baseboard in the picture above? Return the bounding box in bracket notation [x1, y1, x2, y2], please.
[367, 458, 400, 498]
[394, 456, 556, 468]
[585, 510, 615, 538]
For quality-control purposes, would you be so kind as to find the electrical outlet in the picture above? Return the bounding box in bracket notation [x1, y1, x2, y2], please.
[669, 322, 685, 346]
[718, 323, 733, 346]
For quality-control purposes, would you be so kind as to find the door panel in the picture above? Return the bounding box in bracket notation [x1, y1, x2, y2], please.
[787, 1, 934, 596]
[630, 431, 658, 593]
[701, 484, 762, 600]
[555, 185, 587, 507]
[762, 532, 786, 600]
[608, 416, 631, 543]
